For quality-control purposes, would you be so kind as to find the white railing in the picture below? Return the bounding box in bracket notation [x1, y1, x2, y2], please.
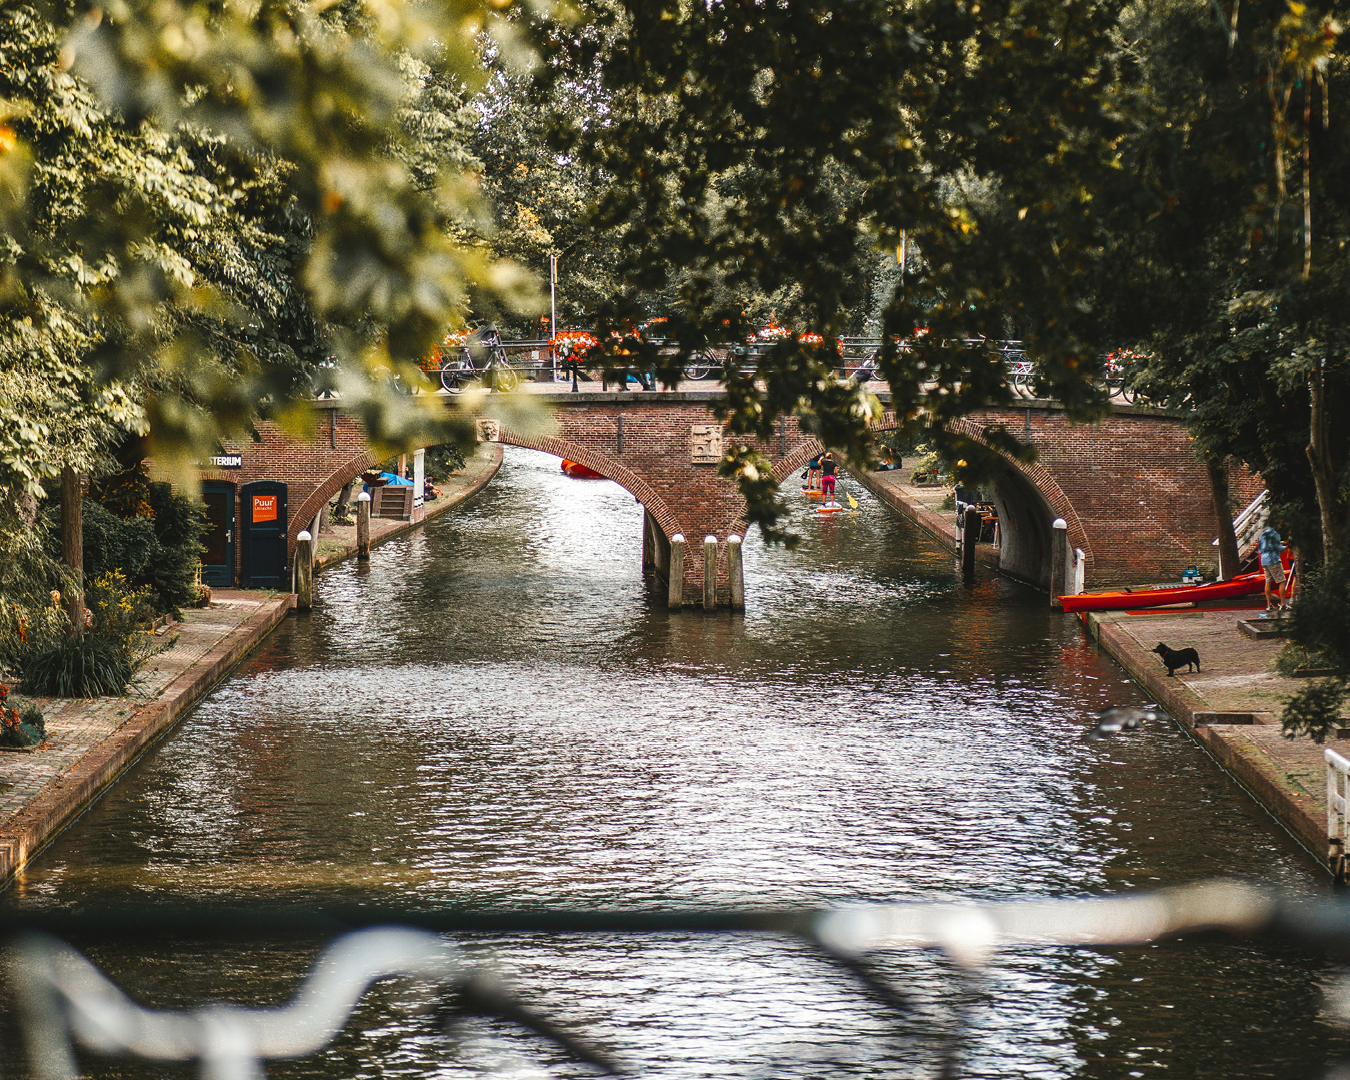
[1326, 747, 1350, 885]
[1215, 489, 1269, 555]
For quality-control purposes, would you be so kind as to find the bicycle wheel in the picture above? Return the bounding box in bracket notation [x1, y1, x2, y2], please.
[440, 356, 475, 394]
[683, 355, 713, 380]
[491, 364, 520, 392]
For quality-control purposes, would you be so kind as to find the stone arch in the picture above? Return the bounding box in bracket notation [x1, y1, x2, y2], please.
[942, 417, 1093, 566]
[863, 414, 1092, 588]
[719, 435, 825, 540]
[288, 448, 381, 551]
[496, 429, 685, 541]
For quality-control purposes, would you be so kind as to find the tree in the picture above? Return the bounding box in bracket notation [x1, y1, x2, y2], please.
[543, 0, 1133, 538]
[1, 0, 551, 507]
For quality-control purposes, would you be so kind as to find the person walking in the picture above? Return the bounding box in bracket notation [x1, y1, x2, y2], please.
[820, 452, 839, 505]
[1257, 522, 1289, 613]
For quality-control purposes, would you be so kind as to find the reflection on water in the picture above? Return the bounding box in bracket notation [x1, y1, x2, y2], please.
[4, 449, 1345, 1079]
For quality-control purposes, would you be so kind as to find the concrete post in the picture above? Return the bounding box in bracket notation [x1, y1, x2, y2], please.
[703, 535, 717, 610]
[962, 506, 980, 582]
[1050, 517, 1068, 605]
[727, 534, 744, 610]
[295, 530, 313, 610]
[668, 534, 685, 609]
[357, 491, 371, 561]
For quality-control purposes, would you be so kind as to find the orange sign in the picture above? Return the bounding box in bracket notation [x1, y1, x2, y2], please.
[252, 494, 277, 523]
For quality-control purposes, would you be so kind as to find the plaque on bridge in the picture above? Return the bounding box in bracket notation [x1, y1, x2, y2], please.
[690, 424, 723, 464]
[475, 418, 501, 442]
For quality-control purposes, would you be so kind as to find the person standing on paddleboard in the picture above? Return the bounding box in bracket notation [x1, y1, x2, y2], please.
[820, 452, 839, 504]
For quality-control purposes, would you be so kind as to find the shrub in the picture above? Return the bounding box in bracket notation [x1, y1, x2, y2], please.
[1280, 552, 1350, 743]
[44, 478, 207, 614]
[424, 442, 468, 478]
[0, 682, 44, 749]
[21, 571, 155, 698]
[21, 637, 134, 698]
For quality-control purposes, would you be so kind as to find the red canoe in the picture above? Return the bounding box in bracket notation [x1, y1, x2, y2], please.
[1059, 570, 1268, 613]
[561, 459, 604, 479]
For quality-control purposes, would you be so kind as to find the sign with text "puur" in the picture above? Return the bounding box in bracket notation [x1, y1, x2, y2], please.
[251, 494, 278, 523]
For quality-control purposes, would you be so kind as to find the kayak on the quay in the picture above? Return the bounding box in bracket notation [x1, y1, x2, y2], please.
[1059, 569, 1273, 613]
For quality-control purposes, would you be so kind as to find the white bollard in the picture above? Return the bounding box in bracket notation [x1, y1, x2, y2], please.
[357, 491, 372, 561]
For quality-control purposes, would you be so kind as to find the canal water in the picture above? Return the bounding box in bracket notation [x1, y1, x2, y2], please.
[5, 448, 1347, 1079]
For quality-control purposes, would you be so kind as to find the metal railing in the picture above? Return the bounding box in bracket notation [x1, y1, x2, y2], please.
[8, 881, 1350, 1079]
[1328, 748, 1350, 884]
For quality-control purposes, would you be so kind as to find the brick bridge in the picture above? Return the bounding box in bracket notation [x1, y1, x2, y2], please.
[202, 392, 1252, 607]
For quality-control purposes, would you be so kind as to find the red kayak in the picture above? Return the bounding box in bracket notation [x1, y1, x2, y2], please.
[561, 459, 604, 479]
[1059, 570, 1269, 613]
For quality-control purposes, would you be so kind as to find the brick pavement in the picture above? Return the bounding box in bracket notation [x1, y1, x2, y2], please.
[0, 590, 292, 887]
[1084, 607, 1331, 868]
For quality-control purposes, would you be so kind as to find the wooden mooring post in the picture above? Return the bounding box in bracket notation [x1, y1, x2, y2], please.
[357, 491, 371, 561]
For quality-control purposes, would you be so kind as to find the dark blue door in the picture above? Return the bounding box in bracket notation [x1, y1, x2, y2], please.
[240, 481, 288, 589]
[201, 482, 235, 587]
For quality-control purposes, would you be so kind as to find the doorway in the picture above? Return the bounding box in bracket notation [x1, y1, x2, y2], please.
[240, 481, 289, 589]
[201, 482, 235, 587]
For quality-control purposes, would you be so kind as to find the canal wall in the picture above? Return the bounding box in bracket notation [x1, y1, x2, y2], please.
[0, 446, 504, 891]
[1081, 607, 1330, 871]
[0, 592, 293, 890]
[851, 470, 1000, 570]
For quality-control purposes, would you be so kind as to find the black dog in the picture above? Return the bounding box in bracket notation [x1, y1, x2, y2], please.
[1151, 642, 1200, 677]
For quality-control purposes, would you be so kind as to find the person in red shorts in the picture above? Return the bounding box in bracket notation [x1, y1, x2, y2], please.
[820, 452, 838, 503]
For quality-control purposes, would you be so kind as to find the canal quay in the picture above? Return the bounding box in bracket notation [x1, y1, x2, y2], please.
[3, 447, 1348, 1080]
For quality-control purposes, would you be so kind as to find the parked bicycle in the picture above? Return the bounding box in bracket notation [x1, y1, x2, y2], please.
[438, 327, 521, 394]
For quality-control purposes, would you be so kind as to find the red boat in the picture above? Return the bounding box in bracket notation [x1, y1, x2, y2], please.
[1059, 570, 1270, 613]
[561, 459, 604, 479]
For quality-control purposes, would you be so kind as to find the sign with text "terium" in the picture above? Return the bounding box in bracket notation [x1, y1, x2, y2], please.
[209, 454, 243, 468]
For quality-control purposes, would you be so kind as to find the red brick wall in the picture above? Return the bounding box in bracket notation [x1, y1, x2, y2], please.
[205, 403, 378, 581]
[206, 394, 1261, 600]
[953, 404, 1264, 587]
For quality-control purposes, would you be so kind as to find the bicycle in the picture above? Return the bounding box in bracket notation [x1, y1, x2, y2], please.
[439, 327, 521, 394]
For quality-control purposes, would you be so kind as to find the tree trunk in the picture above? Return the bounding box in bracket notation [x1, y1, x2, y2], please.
[1307, 360, 1344, 560]
[60, 466, 84, 640]
[1207, 456, 1240, 580]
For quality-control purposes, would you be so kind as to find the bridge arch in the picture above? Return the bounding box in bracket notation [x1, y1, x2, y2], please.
[289, 448, 381, 552]
[865, 415, 1092, 589]
[943, 417, 1093, 584]
[495, 429, 685, 542]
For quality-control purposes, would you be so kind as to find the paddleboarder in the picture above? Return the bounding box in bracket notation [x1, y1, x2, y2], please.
[820, 452, 839, 506]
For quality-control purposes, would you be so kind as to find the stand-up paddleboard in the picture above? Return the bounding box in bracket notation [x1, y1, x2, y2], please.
[817, 501, 844, 514]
